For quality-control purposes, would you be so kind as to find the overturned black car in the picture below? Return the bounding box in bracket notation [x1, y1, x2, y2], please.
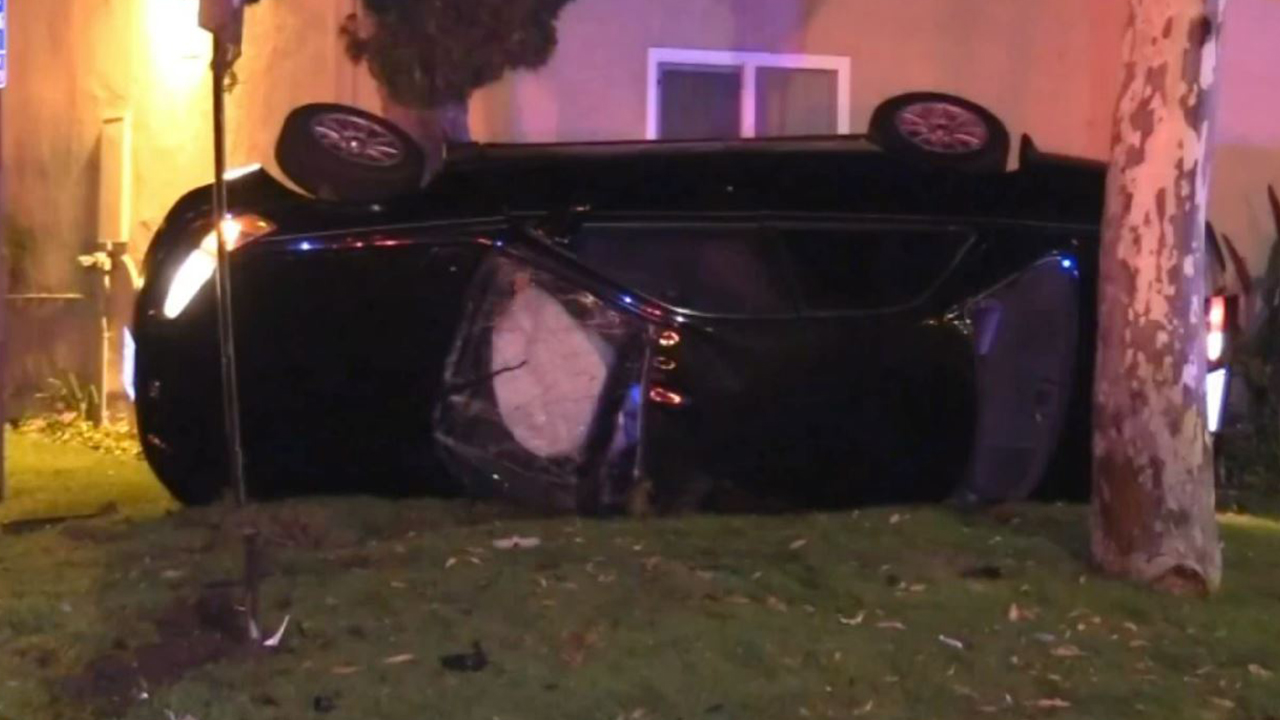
[134, 93, 1111, 514]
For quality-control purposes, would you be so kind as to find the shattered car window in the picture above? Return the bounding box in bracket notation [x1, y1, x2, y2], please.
[434, 254, 649, 513]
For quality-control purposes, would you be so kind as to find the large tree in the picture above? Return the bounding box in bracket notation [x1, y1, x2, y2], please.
[341, 0, 576, 170]
[1092, 0, 1226, 594]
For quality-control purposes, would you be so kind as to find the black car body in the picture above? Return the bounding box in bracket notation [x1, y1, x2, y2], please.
[133, 134, 1104, 514]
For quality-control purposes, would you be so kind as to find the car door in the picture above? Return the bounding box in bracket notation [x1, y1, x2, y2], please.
[634, 221, 982, 510]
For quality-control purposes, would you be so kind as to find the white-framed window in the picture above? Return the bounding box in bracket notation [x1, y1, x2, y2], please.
[646, 48, 852, 141]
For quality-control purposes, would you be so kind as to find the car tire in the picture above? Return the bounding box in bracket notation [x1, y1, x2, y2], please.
[275, 103, 426, 203]
[869, 92, 1010, 173]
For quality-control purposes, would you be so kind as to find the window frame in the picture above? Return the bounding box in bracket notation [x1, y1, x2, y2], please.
[645, 48, 853, 141]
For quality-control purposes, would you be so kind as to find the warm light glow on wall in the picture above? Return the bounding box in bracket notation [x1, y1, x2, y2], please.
[146, 0, 210, 88]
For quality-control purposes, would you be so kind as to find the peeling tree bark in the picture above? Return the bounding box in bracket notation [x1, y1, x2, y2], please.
[1092, 0, 1226, 594]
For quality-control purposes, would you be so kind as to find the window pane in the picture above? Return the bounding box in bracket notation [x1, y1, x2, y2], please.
[755, 67, 838, 137]
[658, 64, 742, 140]
[572, 225, 792, 314]
[781, 227, 971, 311]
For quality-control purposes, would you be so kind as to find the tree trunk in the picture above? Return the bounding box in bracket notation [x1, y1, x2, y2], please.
[1091, 0, 1226, 594]
[378, 89, 471, 181]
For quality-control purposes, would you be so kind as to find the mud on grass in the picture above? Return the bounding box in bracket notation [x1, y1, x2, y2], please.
[2, 496, 1280, 720]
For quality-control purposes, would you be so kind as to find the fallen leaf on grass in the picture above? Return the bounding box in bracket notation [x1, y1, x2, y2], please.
[889, 513, 905, 524]
[723, 594, 752, 605]
[938, 635, 968, 651]
[1007, 603, 1037, 622]
[330, 665, 361, 675]
[765, 596, 789, 613]
[853, 700, 874, 716]
[837, 611, 867, 626]
[383, 654, 416, 665]
[789, 538, 808, 550]
[492, 535, 542, 550]
[1030, 698, 1072, 709]
[907, 584, 927, 593]
[876, 621, 906, 630]
[445, 557, 458, 569]
[1051, 645, 1086, 658]
[1129, 640, 1150, 648]
[1209, 697, 1236, 709]
[1249, 663, 1273, 678]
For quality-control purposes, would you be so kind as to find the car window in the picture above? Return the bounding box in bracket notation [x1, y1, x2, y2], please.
[570, 224, 793, 315]
[779, 226, 971, 311]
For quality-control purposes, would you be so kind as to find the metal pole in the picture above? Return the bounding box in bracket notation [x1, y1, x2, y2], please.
[210, 35, 248, 508]
[209, 33, 262, 642]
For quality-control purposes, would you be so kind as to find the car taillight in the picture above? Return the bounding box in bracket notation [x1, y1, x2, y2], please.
[1207, 295, 1226, 364]
[162, 214, 275, 319]
[1205, 294, 1235, 434]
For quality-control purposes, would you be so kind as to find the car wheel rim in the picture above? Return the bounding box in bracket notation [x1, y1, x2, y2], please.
[310, 113, 405, 167]
[893, 102, 990, 154]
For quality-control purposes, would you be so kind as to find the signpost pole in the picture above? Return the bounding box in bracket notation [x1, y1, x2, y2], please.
[200, 0, 260, 641]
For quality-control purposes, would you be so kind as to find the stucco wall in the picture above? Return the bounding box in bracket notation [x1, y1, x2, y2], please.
[470, 0, 1129, 160]
[2, 0, 358, 415]
[1210, 0, 1280, 274]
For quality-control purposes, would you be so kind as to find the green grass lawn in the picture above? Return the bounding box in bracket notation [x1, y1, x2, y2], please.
[1, 433, 176, 526]
[2, 432, 1279, 720]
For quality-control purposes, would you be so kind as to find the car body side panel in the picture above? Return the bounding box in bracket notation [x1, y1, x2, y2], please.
[643, 316, 977, 510]
[133, 147, 1105, 509]
[135, 226, 488, 499]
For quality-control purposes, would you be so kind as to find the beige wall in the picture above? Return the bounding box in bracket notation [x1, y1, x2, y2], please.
[1210, 0, 1280, 275]
[471, 0, 1128, 160]
[2, 0, 359, 291]
[2, 0, 358, 413]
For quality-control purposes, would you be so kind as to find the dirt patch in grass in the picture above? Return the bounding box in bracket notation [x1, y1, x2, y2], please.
[64, 584, 254, 718]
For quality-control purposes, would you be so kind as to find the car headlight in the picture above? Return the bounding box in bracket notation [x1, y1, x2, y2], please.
[162, 215, 274, 319]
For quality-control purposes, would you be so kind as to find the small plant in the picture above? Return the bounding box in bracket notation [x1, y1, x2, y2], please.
[13, 373, 141, 458]
[36, 373, 99, 423]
